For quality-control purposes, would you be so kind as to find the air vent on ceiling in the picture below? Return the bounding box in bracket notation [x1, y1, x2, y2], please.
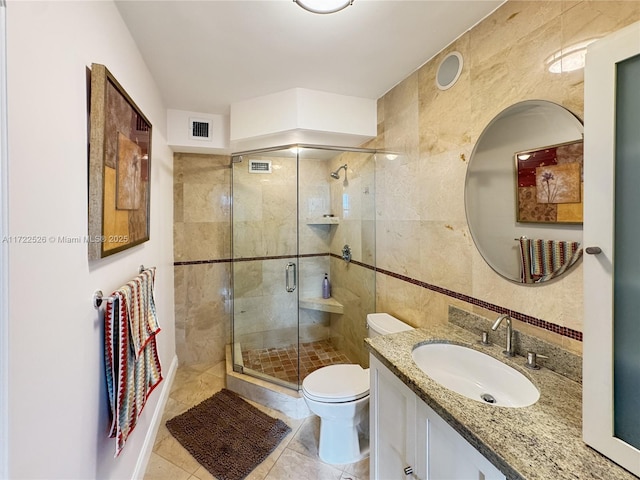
[249, 160, 272, 173]
[189, 118, 213, 141]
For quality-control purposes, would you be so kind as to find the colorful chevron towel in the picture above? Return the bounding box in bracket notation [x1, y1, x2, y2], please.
[518, 238, 582, 283]
[518, 237, 534, 284]
[104, 267, 162, 457]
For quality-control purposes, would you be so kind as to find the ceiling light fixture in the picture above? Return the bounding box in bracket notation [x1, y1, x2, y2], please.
[545, 39, 598, 73]
[294, 0, 353, 14]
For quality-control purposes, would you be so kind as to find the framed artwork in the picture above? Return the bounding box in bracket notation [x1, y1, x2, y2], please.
[515, 139, 583, 224]
[88, 63, 151, 259]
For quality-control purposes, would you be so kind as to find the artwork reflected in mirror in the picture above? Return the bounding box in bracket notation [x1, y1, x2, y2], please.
[516, 140, 583, 224]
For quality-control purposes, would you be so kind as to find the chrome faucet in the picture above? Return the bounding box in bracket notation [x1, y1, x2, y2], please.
[491, 314, 514, 357]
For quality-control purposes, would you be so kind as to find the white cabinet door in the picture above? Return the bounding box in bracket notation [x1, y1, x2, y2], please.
[370, 355, 417, 480]
[371, 355, 506, 480]
[583, 20, 640, 477]
[416, 400, 505, 480]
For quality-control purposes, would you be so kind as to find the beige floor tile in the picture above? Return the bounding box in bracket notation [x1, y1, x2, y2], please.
[146, 365, 370, 480]
[204, 360, 226, 378]
[190, 465, 216, 480]
[342, 457, 369, 480]
[151, 423, 201, 474]
[169, 371, 226, 406]
[287, 416, 322, 460]
[144, 452, 192, 480]
[265, 448, 343, 480]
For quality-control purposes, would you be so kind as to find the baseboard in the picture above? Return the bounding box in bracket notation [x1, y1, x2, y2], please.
[132, 354, 178, 480]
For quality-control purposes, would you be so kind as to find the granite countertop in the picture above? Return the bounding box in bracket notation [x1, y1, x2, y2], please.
[365, 323, 638, 480]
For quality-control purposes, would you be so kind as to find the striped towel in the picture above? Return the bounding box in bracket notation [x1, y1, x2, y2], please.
[518, 237, 534, 284]
[104, 269, 163, 457]
[530, 239, 583, 282]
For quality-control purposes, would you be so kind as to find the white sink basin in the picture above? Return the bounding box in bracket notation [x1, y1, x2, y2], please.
[411, 343, 539, 408]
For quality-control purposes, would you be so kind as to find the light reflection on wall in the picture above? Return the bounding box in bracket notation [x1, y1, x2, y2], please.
[546, 39, 598, 73]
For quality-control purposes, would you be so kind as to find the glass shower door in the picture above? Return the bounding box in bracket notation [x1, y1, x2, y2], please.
[231, 144, 378, 391]
[231, 148, 300, 389]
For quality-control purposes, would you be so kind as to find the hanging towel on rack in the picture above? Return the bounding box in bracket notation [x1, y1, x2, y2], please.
[104, 268, 163, 457]
[121, 267, 160, 358]
[518, 237, 534, 284]
[530, 239, 583, 282]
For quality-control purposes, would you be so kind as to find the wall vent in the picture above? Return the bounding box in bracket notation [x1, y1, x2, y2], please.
[189, 118, 213, 141]
[249, 160, 272, 173]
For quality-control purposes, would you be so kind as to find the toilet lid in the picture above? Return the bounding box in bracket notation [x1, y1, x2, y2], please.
[302, 364, 369, 403]
[367, 313, 413, 335]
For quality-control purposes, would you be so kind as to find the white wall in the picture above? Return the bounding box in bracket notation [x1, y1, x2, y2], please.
[6, 1, 176, 478]
[229, 87, 377, 150]
[167, 108, 230, 153]
[0, 2, 8, 478]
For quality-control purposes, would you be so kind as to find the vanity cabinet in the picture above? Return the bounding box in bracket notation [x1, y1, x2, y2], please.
[370, 355, 505, 480]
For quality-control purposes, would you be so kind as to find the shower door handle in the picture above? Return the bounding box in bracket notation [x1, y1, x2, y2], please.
[285, 262, 297, 292]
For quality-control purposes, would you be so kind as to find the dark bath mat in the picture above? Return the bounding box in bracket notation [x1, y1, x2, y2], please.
[166, 388, 291, 480]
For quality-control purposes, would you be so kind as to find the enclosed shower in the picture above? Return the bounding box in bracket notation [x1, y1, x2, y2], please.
[230, 145, 377, 391]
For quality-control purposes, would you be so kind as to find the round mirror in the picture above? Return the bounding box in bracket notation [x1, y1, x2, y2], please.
[465, 100, 584, 284]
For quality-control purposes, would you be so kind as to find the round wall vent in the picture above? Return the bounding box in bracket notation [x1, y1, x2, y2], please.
[436, 51, 464, 91]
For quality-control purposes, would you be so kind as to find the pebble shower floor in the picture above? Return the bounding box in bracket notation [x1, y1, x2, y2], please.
[241, 339, 351, 384]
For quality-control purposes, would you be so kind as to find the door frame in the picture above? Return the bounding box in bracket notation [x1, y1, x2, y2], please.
[229, 149, 301, 390]
[583, 20, 640, 476]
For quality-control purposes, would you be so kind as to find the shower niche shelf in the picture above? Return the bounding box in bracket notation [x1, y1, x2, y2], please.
[300, 297, 344, 314]
[307, 217, 340, 225]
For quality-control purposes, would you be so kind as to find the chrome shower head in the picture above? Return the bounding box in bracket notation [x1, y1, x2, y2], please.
[330, 164, 348, 180]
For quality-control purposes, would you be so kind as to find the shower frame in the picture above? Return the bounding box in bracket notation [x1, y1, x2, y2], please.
[230, 143, 381, 391]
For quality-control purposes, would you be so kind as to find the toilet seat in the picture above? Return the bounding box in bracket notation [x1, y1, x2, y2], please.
[302, 364, 369, 403]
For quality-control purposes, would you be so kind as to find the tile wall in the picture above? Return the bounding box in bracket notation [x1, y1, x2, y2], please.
[174, 150, 377, 366]
[174, 153, 231, 365]
[173, 2, 640, 366]
[373, 1, 640, 355]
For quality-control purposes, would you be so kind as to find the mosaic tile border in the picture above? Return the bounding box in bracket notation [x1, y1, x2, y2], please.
[374, 266, 582, 342]
[174, 252, 328, 266]
[174, 255, 582, 342]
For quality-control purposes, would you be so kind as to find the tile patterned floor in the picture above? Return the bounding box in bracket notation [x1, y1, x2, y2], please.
[241, 340, 352, 384]
[143, 360, 369, 480]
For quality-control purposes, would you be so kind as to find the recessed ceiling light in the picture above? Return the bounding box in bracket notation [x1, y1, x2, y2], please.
[294, 0, 353, 14]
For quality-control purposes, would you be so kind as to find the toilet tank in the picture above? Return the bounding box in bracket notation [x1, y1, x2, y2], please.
[367, 313, 413, 338]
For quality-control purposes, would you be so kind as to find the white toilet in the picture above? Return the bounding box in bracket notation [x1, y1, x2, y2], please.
[302, 313, 413, 464]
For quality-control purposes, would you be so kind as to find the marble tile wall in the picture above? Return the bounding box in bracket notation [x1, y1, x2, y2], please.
[232, 154, 337, 353]
[174, 153, 231, 365]
[327, 151, 377, 365]
[174, 149, 377, 367]
[373, 1, 640, 354]
[172, 1, 640, 366]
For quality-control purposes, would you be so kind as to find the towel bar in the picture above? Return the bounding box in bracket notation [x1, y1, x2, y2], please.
[93, 264, 153, 309]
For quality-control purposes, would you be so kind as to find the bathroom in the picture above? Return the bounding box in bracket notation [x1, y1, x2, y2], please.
[174, 1, 637, 477]
[174, 0, 594, 382]
[3, 1, 640, 479]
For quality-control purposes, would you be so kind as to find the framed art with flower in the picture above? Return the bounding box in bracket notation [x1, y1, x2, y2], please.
[515, 139, 583, 224]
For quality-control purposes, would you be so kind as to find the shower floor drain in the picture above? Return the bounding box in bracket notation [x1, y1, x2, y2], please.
[480, 393, 496, 404]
